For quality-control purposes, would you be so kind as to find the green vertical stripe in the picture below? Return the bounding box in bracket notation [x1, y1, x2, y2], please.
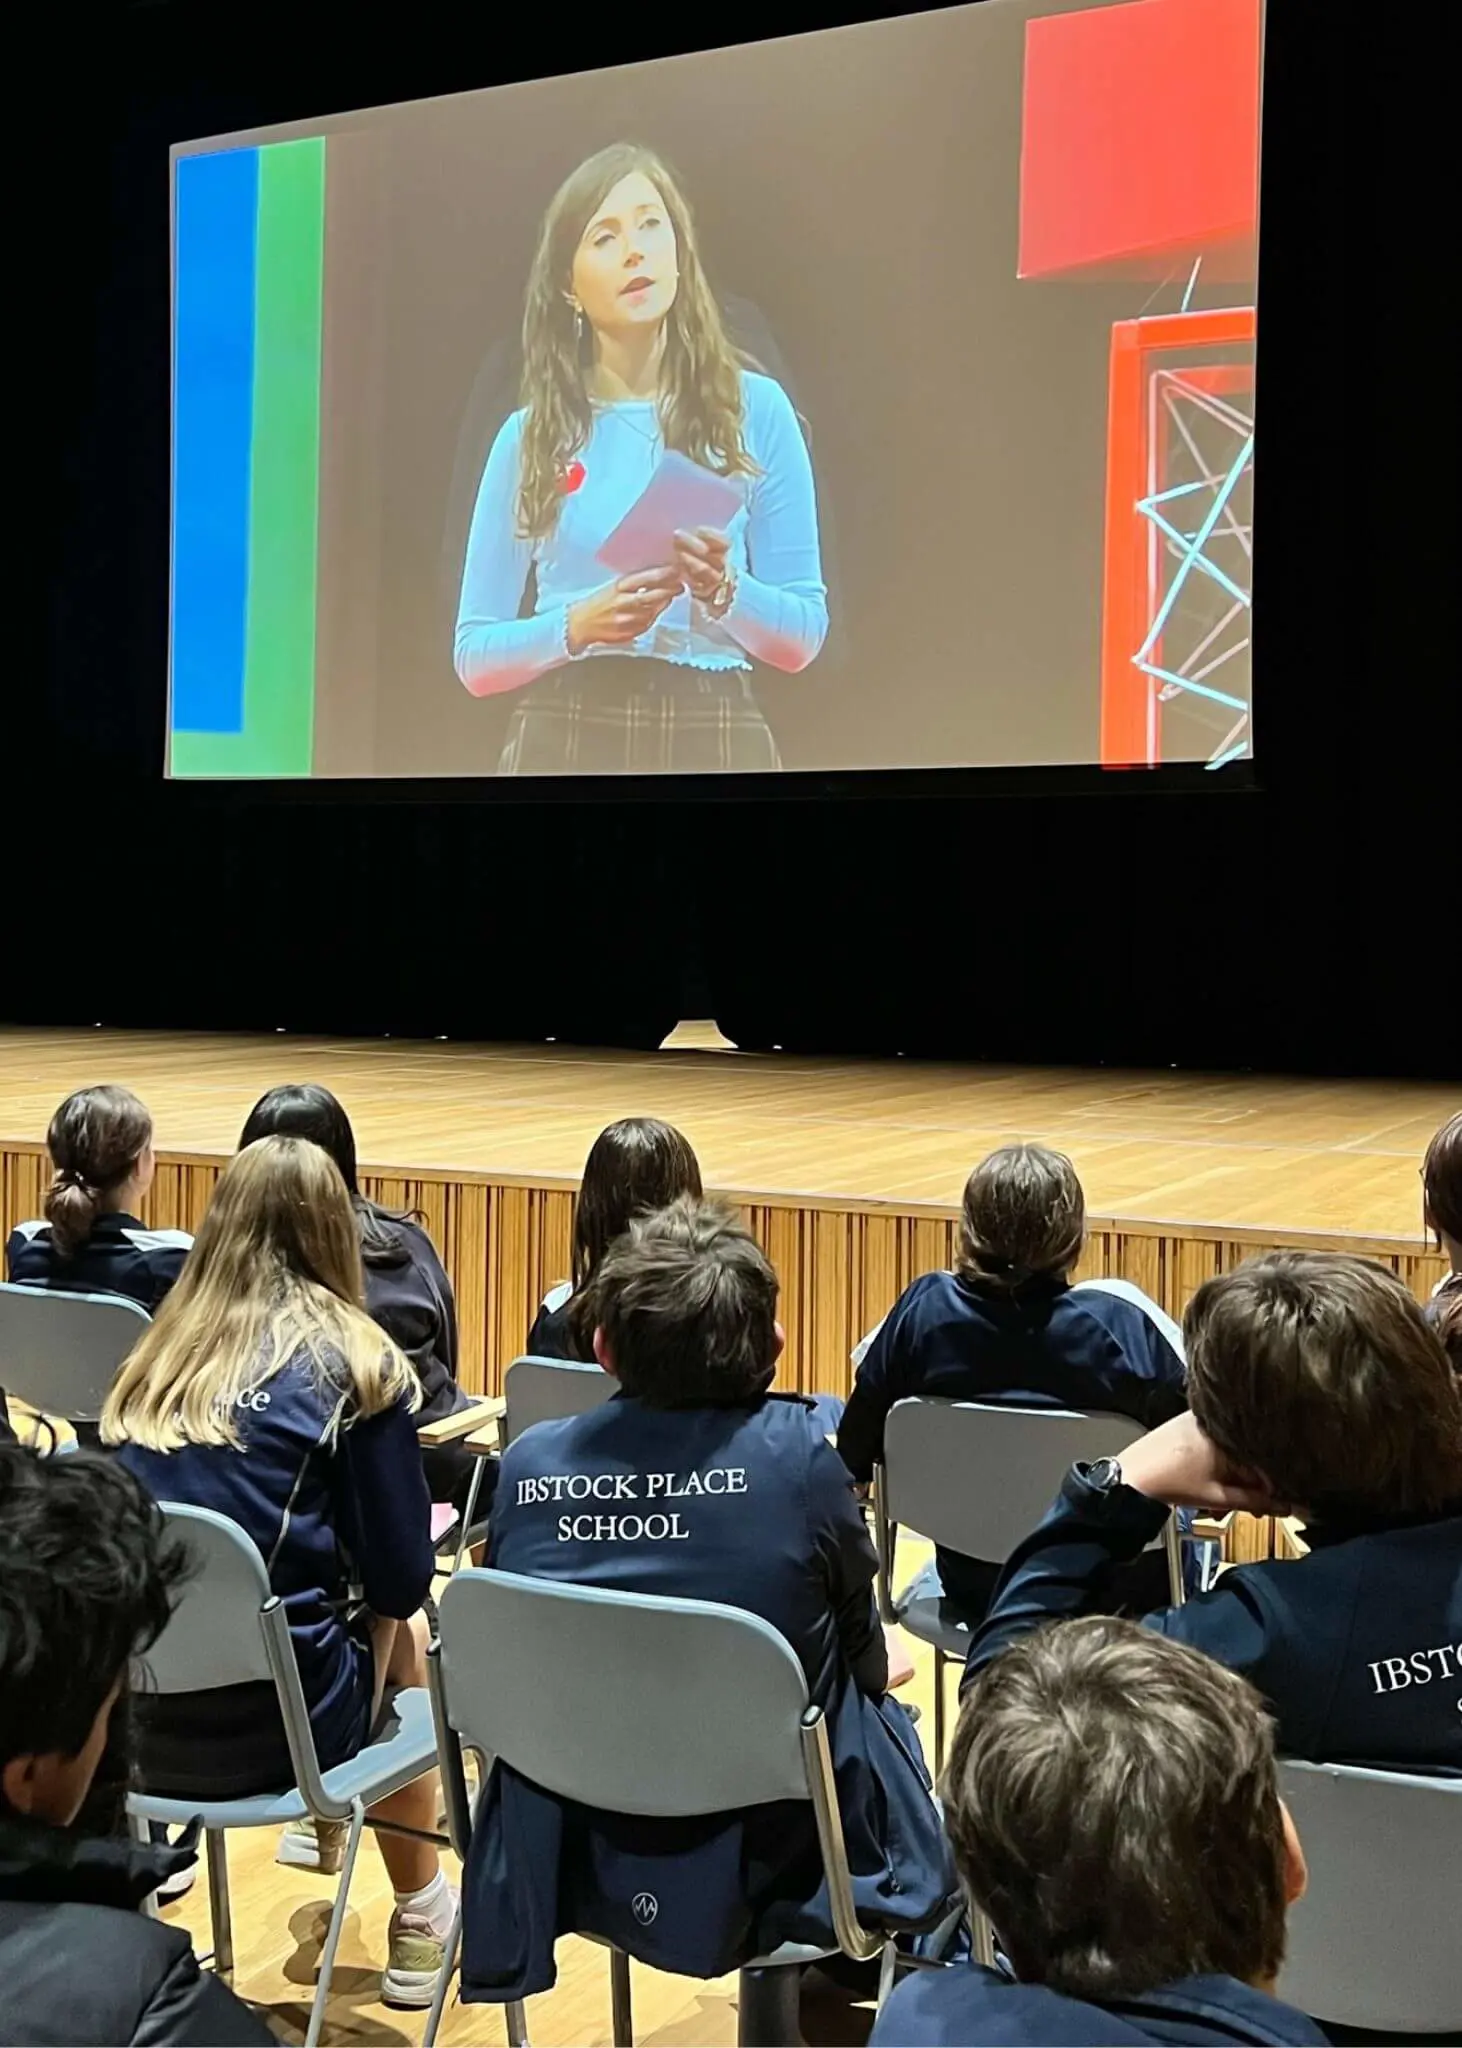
[243, 136, 324, 775]
[172, 136, 325, 779]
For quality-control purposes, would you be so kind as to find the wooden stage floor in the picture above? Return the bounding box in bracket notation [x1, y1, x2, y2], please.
[1, 1025, 1452, 1398]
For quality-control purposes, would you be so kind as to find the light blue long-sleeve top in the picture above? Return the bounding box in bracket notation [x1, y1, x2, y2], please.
[454, 371, 828, 697]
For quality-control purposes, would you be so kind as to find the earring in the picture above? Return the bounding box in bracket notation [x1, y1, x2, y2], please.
[573, 305, 586, 344]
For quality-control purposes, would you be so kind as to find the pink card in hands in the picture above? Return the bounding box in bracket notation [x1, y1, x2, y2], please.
[596, 450, 745, 576]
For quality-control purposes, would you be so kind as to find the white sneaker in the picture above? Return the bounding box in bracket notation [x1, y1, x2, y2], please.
[381, 1885, 459, 2009]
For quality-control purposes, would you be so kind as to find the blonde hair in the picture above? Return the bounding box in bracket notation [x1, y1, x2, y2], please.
[516, 142, 757, 542]
[101, 1136, 418, 1452]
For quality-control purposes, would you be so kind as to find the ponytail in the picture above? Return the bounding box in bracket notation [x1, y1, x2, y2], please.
[42, 1085, 153, 1260]
[44, 1172, 104, 1260]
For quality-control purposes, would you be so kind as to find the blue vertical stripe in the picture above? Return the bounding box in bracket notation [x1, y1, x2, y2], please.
[171, 147, 260, 734]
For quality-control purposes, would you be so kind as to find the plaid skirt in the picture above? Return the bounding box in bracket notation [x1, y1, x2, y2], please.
[498, 658, 782, 775]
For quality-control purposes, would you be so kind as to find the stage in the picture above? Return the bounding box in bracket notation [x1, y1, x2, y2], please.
[1, 1025, 1450, 1400]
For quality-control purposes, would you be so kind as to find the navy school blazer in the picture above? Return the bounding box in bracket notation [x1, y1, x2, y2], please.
[462, 1390, 958, 1999]
[837, 1273, 1188, 1617]
[870, 1963, 1327, 2046]
[964, 1463, 1462, 1772]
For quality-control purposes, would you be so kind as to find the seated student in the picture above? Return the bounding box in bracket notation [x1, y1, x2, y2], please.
[1423, 1108, 1462, 1325]
[238, 1083, 471, 1503]
[0, 1445, 274, 2047]
[5, 1085, 192, 1311]
[964, 1252, 1462, 1771]
[469, 1198, 956, 2000]
[101, 1135, 457, 2008]
[526, 1116, 702, 1360]
[873, 1617, 1324, 2046]
[837, 1144, 1187, 1621]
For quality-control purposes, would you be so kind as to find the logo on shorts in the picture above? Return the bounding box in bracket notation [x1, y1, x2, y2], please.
[632, 1892, 659, 1926]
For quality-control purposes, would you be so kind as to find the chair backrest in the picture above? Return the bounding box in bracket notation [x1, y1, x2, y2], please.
[503, 1354, 615, 1446]
[1276, 1759, 1462, 2031]
[0, 1281, 149, 1423]
[882, 1397, 1137, 1558]
[435, 1568, 811, 1815]
[142, 1504, 277, 1693]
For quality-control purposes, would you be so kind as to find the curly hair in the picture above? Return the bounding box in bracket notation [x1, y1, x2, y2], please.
[516, 142, 757, 541]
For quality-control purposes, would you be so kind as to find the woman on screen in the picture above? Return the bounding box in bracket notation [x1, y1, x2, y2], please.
[454, 142, 828, 774]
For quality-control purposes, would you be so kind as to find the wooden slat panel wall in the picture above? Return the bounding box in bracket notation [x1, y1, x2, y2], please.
[2, 1143, 1449, 1402]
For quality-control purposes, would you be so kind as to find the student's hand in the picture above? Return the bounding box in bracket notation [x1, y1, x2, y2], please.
[673, 526, 732, 604]
[883, 1625, 916, 1690]
[566, 568, 681, 653]
[1118, 1412, 1283, 1515]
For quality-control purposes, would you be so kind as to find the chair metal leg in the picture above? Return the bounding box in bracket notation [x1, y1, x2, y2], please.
[305, 1803, 367, 2048]
[423, 1903, 462, 2047]
[933, 1647, 948, 1775]
[610, 1946, 634, 2048]
[205, 1830, 233, 1975]
[450, 1459, 488, 1576]
[1164, 1511, 1186, 1606]
[736, 1963, 802, 2048]
[972, 1908, 998, 1969]
[506, 1998, 530, 2047]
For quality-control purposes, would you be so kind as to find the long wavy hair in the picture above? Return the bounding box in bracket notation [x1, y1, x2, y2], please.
[101, 1136, 418, 1453]
[516, 142, 756, 541]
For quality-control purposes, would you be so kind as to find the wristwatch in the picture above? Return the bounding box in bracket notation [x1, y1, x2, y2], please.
[1083, 1456, 1125, 1494]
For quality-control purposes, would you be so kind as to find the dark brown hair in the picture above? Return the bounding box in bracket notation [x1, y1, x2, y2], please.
[592, 1197, 777, 1408]
[947, 1617, 1289, 1998]
[1184, 1251, 1462, 1520]
[566, 1118, 702, 1354]
[1423, 1110, 1462, 1247]
[238, 1082, 419, 1270]
[516, 143, 756, 541]
[43, 1085, 153, 1260]
[1432, 1284, 1462, 1377]
[956, 1143, 1085, 1293]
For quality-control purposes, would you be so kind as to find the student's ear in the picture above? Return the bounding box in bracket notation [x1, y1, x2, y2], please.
[771, 1320, 786, 1365]
[592, 1326, 619, 1378]
[1, 1753, 42, 1816]
[1, 1751, 74, 1824]
[1279, 1800, 1308, 1907]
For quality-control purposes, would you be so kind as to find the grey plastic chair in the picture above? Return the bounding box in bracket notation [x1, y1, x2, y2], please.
[503, 1354, 616, 1443]
[425, 1568, 909, 2048]
[873, 1398, 1184, 1772]
[449, 1355, 616, 1572]
[128, 1505, 442, 2048]
[1276, 1759, 1461, 2031]
[0, 1280, 149, 1430]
